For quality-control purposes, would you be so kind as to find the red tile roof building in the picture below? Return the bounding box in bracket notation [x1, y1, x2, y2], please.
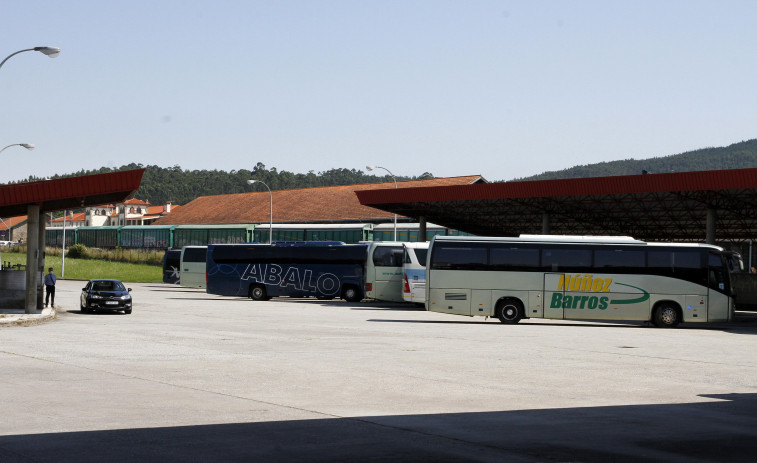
[154, 176, 483, 225]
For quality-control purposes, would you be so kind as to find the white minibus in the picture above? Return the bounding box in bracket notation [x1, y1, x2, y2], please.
[364, 242, 405, 302]
[179, 246, 208, 288]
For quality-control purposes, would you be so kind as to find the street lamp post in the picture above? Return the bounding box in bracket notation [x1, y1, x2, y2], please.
[61, 210, 72, 278]
[3, 46, 60, 315]
[247, 180, 273, 244]
[0, 47, 61, 71]
[366, 165, 398, 241]
[0, 143, 35, 155]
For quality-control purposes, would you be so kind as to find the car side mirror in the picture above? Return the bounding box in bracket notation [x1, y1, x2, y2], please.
[82, 287, 87, 291]
[128, 288, 132, 292]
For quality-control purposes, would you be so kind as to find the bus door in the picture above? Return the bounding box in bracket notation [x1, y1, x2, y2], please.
[707, 252, 731, 322]
[543, 273, 565, 319]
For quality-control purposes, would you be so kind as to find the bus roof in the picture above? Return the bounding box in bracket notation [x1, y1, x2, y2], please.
[519, 234, 641, 243]
[432, 235, 645, 244]
[403, 242, 429, 249]
[432, 235, 723, 250]
[254, 223, 372, 230]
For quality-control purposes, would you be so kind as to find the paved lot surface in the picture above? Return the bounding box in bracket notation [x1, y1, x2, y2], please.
[1, 279, 757, 462]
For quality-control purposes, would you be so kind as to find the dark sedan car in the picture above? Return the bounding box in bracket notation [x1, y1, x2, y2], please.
[80, 279, 133, 314]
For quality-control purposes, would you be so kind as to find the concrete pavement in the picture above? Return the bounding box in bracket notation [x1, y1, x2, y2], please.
[1, 279, 757, 462]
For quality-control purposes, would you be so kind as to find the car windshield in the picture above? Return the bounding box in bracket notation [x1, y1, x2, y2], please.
[92, 281, 125, 291]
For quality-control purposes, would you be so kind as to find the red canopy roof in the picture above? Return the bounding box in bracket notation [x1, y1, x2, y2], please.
[0, 169, 145, 217]
[356, 168, 757, 241]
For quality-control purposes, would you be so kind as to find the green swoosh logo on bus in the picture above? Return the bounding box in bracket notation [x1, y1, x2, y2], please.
[610, 282, 650, 305]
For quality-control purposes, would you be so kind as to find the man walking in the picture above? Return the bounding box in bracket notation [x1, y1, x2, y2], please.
[44, 267, 56, 308]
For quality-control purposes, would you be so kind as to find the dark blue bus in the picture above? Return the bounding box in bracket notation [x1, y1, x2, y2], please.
[206, 242, 368, 302]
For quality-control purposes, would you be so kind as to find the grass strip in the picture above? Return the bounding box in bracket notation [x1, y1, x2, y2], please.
[0, 252, 162, 283]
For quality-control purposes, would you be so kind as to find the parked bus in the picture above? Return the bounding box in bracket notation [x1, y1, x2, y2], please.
[402, 242, 429, 305]
[363, 242, 405, 302]
[206, 242, 367, 302]
[162, 249, 181, 284]
[179, 246, 208, 288]
[426, 235, 735, 328]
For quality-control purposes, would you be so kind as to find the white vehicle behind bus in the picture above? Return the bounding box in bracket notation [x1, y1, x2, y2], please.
[179, 246, 208, 288]
[364, 242, 405, 302]
[402, 242, 428, 305]
[426, 235, 735, 328]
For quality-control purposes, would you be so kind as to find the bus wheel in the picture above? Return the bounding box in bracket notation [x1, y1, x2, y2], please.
[342, 285, 363, 303]
[496, 300, 522, 324]
[653, 303, 680, 328]
[250, 285, 268, 301]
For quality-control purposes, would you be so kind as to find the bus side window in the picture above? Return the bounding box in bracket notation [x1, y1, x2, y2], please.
[542, 248, 591, 273]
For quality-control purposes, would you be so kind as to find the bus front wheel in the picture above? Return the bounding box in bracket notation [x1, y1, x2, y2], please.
[653, 303, 681, 328]
[250, 285, 269, 301]
[496, 299, 522, 324]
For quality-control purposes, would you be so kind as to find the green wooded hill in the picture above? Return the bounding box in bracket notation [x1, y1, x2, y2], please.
[13, 138, 757, 207]
[515, 139, 757, 181]
[17, 162, 434, 207]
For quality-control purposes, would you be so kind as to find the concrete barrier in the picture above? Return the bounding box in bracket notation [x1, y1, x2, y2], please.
[0, 269, 26, 309]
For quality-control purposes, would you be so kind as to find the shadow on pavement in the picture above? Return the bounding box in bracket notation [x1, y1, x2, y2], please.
[369, 315, 757, 334]
[1, 393, 755, 463]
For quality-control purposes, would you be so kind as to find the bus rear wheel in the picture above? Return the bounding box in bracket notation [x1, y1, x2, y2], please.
[250, 285, 269, 301]
[653, 303, 680, 328]
[342, 285, 363, 303]
[496, 300, 522, 324]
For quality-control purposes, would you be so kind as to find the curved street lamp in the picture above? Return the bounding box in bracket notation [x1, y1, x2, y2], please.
[366, 165, 398, 241]
[247, 179, 273, 244]
[0, 143, 35, 155]
[1, 47, 61, 71]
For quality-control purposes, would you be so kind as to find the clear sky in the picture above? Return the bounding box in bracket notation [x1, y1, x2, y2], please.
[1, 1, 755, 184]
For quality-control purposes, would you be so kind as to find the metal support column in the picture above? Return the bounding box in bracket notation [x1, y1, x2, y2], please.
[542, 213, 551, 235]
[706, 208, 717, 244]
[37, 215, 46, 310]
[24, 204, 40, 314]
[419, 216, 427, 242]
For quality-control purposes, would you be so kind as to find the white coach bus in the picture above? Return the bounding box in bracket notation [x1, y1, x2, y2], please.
[426, 235, 735, 328]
